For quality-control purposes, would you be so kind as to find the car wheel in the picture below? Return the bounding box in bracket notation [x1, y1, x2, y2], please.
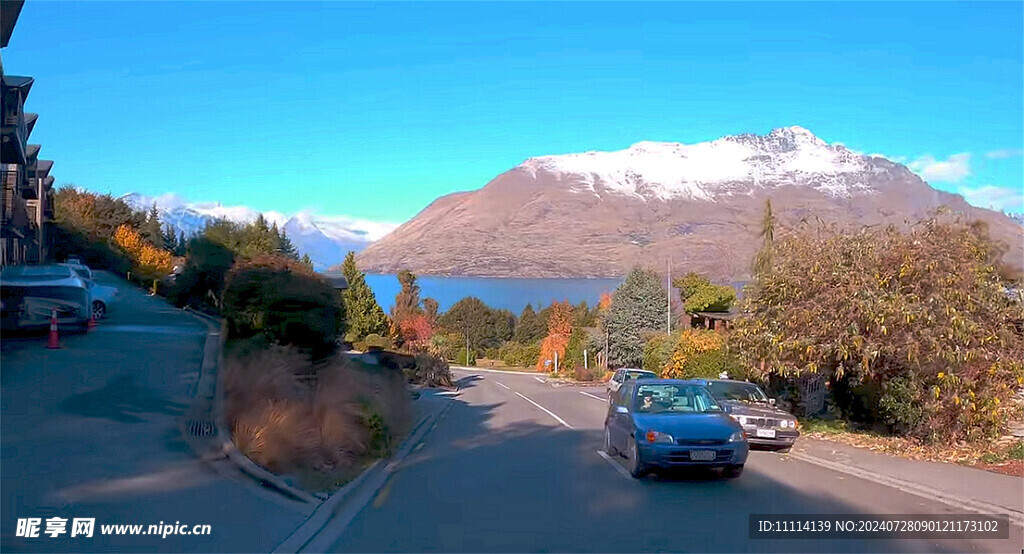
[723, 464, 744, 479]
[628, 439, 647, 479]
[604, 427, 618, 456]
[92, 301, 106, 320]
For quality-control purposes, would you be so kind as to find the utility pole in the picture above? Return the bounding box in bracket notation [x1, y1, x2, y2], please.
[605, 327, 609, 370]
[667, 258, 672, 335]
[584, 349, 588, 371]
[464, 323, 470, 366]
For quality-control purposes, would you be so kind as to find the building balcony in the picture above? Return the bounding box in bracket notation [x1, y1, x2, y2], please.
[1, 75, 33, 165]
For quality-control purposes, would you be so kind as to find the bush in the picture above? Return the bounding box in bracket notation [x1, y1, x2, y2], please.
[223, 344, 412, 485]
[663, 329, 730, 379]
[362, 333, 391, 351]
[454, 347, 477, 366]
[498, 341, 540, 368]
[407, 353, 454, 387]
[222, 255, 341, 357]
[429, 332, 462, 361]
[641, 332, 678, 375]
[733, 213, 1024, 442]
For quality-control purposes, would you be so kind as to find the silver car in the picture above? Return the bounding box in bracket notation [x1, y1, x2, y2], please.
[1, 265, 91, 330]
[60, 262, 117, 319]
[607, 368, 658, 403]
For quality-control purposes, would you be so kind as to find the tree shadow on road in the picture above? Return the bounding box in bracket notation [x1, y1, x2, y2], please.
[58, 373, 186, 423]
[338, 376, 1002, 554]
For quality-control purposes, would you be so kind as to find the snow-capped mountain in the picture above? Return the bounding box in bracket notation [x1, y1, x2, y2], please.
[520, 126, 874, 201]
[358, 126, 1024, 279]
[121, 193, 397, 270]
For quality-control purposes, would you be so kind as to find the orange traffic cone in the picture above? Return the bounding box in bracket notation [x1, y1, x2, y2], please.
[86, 313, 97, 331]
[46, 310, 60, 349]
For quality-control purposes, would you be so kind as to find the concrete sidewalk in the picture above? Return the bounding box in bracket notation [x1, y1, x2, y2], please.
[792, 438, 1024, 521]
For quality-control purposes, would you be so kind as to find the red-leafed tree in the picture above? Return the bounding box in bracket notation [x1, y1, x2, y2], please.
[536, 301, 574, 373]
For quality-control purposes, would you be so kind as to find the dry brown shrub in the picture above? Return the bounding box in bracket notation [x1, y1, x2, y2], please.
[223, 341, 413, 482]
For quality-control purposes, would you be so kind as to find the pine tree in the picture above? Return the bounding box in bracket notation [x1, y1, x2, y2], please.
[514, 304, 546, 344]
[606, 267, 668, 368]
[752, 198, 775, 278]
[142, 204, 165, 249]
[301, 253, 314, 270]
[177, 231, 188, 256]
[339, 252, 390, 341]
[278, 228, 299, 260]
[391, 269, 422, 323]
[163, 226, 178, 254]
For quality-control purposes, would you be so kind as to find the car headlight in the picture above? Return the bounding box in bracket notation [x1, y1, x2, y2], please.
[645, 430, 674, 444]
[728, 430, 746, 443]
[781, 419, 797, 429]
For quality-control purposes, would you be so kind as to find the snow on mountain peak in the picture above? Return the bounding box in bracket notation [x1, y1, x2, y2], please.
[519, 126, 869, 201]
[118, 192, 398, 269]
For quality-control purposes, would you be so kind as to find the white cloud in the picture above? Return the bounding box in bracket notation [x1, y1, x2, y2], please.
[869, 153, 907, 164]
[907, 153, 971, 183]
[954, 184, 1024, 213]
[985, 148, 1024, 159]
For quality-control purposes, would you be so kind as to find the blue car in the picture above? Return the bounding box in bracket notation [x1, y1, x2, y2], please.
[604, 378, 749, 479]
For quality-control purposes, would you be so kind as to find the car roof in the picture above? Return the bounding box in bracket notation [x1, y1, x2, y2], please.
[633, 378, 707, 386]
[1, 274, 87, 288]
[1, 264, 76, 280]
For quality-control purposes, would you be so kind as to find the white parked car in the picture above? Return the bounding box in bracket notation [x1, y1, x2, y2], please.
[1, 265, 91, 330]
[59, 262, 117, 320]
[607, 368, 658, 402]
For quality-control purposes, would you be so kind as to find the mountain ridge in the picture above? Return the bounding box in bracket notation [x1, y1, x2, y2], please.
[356, 127, 1024, 280]
[120, 193, 398, 270]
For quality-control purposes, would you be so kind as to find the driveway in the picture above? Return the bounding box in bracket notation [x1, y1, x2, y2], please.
[1, 271, 311, 552]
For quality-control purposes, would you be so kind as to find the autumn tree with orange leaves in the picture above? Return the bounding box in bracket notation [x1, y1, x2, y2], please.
[537, 301, 574, 373]
[112, 224, 174, 280]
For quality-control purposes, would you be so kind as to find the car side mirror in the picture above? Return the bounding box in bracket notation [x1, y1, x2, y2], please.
[769, 398, 776, 406]
[615, 405, 629, 415]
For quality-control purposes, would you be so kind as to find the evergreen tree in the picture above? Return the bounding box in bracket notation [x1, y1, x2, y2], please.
[142, 204, 165, 249]
[752, 199, 775, 277]
[177, 231, 188, 256]
[163, 225, 178, 254]
[514, 304, 546, 343]
[606, 267, 668, 368]
[278, 228, 299, 261]
[391, 269, 423, 323]
[339, 252, 390, 341]
[423, 297, 439, 322]
[301, 253, 314, 270]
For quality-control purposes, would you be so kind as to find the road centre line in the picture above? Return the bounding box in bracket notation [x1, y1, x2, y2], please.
[580, 391, 606, 402]
[495, 382, 510, 390]
[514, 392, 574, 429]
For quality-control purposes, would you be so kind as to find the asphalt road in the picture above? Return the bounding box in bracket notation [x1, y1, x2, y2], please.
[329, 368, 1024, 553]
[1, 271, 310, 552]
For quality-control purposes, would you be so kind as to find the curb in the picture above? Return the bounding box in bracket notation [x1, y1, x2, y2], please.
[789, 451, 1024, 528]
[182, 307, 320, 504]
[272, 395, 455, 553]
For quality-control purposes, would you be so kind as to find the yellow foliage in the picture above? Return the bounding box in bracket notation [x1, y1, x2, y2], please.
[662, 329, 726, 379]
[112, 225, 173, 279]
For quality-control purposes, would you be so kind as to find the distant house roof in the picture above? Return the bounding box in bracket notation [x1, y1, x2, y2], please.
[692, 308, 743, 321]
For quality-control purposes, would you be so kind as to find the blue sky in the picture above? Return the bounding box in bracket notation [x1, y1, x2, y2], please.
[4, 1, 1022, 221]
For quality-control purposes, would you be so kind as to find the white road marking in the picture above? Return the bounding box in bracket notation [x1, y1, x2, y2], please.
[789, 451, 1024, 528]
[579, 391, 606, 402]
[495, 382, 510, 390]
[596, 450, 633, 480]
[534, 376, 546, 383]
[514, 392, 573, 429]
[452, 366, 546, 376]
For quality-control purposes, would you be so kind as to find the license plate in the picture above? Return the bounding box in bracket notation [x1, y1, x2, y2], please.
[689, 450, 716, 461]
[756, 429, 776, 438]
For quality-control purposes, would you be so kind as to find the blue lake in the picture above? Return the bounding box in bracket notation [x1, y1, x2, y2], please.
[364, 274, 623, 314]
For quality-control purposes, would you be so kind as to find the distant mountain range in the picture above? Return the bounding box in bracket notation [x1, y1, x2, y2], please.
[120, 193, 397, 270]
[356, 126, 1024, 280]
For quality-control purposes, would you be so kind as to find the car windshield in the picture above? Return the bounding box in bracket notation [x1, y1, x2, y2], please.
[705, 381, 770, 403]
[634, 384, 721, 414]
